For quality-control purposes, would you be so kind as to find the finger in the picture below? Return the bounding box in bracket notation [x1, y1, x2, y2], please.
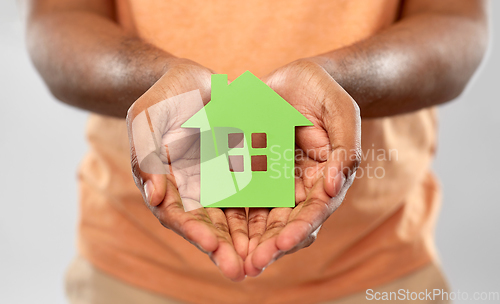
[127, 104, 170, 207]
[246, 208, 291, 276]
[155, 190, 245, 281]
[209, 242, 245, 282]
[321, 81, 361, 197]
[224, 208, 249, 260]
[276, 178, 331, 252]
[245, 238, 284, 277]
[206, 208, 245, 281]
[284, 224, 321, 254]
[294, 172, 307, 204]
[152, 180, 218, 253]
[129, 138, 170, 207]
[247, 208, 269, 254]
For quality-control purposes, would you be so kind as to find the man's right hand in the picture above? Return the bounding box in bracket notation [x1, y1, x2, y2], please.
[126, 60, 248, 281]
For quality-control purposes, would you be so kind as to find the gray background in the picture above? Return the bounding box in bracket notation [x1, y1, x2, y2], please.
[0, 1, 498, 303]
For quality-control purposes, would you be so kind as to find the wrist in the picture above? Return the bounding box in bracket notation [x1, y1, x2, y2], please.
[305, 52, 370, 116]
[127, 58, 213, 119]
[303, 54, 346, 87]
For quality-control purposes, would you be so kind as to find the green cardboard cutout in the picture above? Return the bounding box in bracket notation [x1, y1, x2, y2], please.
[182, 71, 312, 208]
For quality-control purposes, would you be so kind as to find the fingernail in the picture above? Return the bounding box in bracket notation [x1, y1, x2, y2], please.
[265, 250, 284, 268]
[212, 257, 219, 267]
[144, 180, 155, 205]
[331, 171, 346, 197]
[272, 250, 283, 260]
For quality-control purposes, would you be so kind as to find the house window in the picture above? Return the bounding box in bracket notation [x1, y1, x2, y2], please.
[251, 133, 267, 148]
[251, 133, 267, 171]
[227, 132, 267, 172]
[228, 155, 244, 172]
[228, 133, 244, 148]
[251, 155, 267, 171]
[228, 133, 244, 172]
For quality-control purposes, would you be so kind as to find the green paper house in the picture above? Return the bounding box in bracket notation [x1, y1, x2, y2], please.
[182, 71, 312, 208]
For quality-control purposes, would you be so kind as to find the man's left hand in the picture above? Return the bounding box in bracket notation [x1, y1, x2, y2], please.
[244, 59, 362, 276]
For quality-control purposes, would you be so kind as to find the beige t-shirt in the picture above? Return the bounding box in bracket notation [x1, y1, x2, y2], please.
[77, 1, 441, 303]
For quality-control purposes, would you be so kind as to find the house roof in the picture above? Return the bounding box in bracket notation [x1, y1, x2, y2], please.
[182, 71, 312, 130]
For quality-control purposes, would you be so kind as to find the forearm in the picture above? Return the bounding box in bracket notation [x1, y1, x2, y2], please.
[315, 1, 489, 118]
[26, 9, 173, 118]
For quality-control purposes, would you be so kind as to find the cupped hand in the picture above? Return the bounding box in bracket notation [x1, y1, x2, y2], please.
[126, 59, 248, 281]
[245, 59, 362, 276]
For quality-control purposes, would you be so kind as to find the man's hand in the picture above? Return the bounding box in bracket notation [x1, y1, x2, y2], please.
[126, 60, 248, 281]
[242, 0, 488, 275]
[245, 60, 362, 276]
[25, 0, 487, 283]
[126, 59, 361, 281]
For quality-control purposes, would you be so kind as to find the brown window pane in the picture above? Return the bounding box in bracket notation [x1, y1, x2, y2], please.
[251, 133, 267, 148]
[228, 133, 244, 148]
[228, 155, 244, 172]
[251, 155, 267, 171]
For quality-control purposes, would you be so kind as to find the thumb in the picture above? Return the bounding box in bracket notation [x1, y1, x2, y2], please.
[128, 107, 170, 207]
[131, 149, 169, 207]
[322, 85, 362, 198]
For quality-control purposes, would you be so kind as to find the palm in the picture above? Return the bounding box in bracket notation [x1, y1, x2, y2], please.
[160, 97, 250, 263]
[294, 115, 332, 204]
[245, 60, 361, 276]
[128, 63, 247, 281]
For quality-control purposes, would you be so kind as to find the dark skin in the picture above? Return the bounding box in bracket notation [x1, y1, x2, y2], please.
[24, 0, 488, 281]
